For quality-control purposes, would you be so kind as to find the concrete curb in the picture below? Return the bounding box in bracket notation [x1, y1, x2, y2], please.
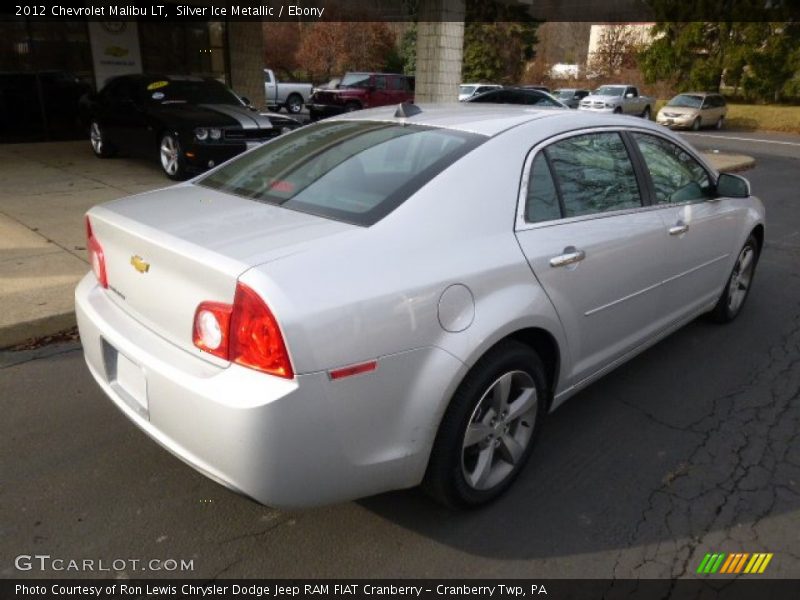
[0, 312, 77, 350]
[702, 152, 756, 173]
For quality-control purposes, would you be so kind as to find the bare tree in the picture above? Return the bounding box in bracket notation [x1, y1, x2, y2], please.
[588, 24, 646, 78]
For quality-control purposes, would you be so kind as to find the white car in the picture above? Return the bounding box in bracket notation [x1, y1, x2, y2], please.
[459, 83, 501, 101]
[76, 105, 764, 508]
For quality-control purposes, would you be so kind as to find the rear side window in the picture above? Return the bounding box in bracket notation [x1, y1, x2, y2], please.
[542, 132, 642, 218]
[199, 121, 485, 226]
[526, 154, 561, 223]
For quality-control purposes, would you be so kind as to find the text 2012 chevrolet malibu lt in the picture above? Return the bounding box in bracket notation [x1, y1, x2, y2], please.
[76, 105, 764, 508]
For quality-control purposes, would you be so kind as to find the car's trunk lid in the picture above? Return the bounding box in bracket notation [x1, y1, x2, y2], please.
[88, 184, 356, 361]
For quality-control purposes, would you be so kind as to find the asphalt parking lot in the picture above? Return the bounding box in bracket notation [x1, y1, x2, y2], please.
[1, 129, 799, 580]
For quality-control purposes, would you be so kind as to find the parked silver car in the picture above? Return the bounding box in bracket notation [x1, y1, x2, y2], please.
[76, 105, 764, 508]
[657, 92, 728, 130]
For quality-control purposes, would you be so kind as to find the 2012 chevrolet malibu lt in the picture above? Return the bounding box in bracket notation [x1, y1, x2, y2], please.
[76, 105, 765, 508]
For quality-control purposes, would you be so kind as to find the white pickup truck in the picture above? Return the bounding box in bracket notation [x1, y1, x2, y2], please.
[263, 68, 313, 114]
[578, 85, 654, 119]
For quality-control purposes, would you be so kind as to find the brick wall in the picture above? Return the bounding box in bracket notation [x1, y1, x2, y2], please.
[227, 20, 266, 108]
[415, 0, 465, 103]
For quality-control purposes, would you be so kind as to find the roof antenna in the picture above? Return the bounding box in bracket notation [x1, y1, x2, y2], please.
[395, 102, 422, 118]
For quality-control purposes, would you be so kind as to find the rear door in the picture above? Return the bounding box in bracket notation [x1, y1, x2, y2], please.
[628, 131, 742, 324]
[515, 131, 671, 386]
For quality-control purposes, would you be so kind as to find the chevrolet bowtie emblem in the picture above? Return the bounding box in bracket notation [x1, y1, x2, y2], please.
[130, 255, 150, 274]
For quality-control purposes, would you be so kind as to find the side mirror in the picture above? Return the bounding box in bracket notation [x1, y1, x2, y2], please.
[240, 95, 252, 106]
[716, 173, 750, 198]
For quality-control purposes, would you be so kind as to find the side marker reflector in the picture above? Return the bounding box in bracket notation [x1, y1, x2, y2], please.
[329, 360, 378, 380]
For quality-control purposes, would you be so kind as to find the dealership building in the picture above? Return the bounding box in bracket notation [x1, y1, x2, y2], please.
[0, 0, 478, 143]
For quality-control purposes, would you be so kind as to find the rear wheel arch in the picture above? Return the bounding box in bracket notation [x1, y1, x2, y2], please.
[751, 224, 765, 255]
[439, 326, 561, 426]
[507, 327, 560, 408]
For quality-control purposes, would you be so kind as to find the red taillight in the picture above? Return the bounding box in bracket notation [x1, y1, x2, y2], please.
[192, 282, 294, 379]
[230, 283, 294, 378]
[85, 216, 108, 288]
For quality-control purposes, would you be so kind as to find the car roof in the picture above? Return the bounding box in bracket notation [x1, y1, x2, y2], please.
[678, 91, 722, 97]
[344, 72, 409, 77]
[327, 103, 668, 137]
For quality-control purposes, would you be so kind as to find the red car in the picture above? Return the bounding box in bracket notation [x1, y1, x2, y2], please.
[307, 72, 415, 120]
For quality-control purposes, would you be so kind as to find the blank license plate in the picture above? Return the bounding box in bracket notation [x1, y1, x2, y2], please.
[116, 352, 148, 415]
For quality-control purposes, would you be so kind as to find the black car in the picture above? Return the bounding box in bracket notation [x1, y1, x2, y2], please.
[466, 87, 568, 109]
[86, 74, 301, 180]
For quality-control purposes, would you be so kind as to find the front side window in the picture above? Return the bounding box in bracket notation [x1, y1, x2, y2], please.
[543, 132, 642, 218]
[632, 133, 712, 204]
[199, 121, 485, 226]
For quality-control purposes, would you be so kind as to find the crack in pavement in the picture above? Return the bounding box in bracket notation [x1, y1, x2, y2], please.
[606, 302, 800, 585]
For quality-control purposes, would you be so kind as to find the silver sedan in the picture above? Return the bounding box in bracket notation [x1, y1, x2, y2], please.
[76, 105, 765, 508]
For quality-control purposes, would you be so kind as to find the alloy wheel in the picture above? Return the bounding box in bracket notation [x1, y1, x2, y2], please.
[727, 245, 755, 314]
[160, 135, 179, 176]
[287, 96, 302, 113]
[90, 122, 103, 154]
[461, 370, 538, 491]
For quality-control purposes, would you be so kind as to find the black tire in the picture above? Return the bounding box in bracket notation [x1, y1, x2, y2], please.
[613, 107, 622, 114]
[708, 234, 760, 323]
[642, 106, 651, 120]
[345, 101, 361, 113]
[89, 121, 115, 158]
[158, 132, 189, 181]
[423, 340, 548, 508]
[285, 94, 303, 114]
[692, 117, 701, 131]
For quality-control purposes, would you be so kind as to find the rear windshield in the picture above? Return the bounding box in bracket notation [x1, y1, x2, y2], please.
[198, 120, 486, 226]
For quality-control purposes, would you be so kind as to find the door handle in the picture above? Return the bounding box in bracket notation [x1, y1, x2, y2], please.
[550, 247, 586, 268]
[669, 222, 689, 236]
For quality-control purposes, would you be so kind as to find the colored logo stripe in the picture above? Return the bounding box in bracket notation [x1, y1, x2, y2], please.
[697, 553, 726, 573]
[697, 552, 773, 574]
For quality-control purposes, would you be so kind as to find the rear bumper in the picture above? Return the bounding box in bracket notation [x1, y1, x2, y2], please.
[75, 274, 464, 507]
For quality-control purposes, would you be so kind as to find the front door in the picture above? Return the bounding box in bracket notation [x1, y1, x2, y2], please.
[628, 131, 742, 326]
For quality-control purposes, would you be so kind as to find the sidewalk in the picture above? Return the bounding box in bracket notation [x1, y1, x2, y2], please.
[0, 140, 756, 348]
[0, 142, 166, 347]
